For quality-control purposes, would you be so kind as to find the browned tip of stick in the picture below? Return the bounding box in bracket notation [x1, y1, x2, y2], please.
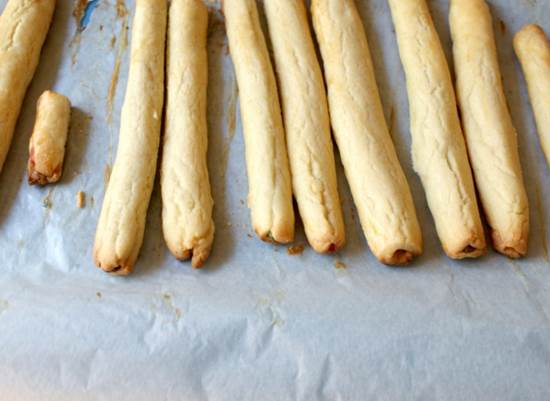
[27, 149, 62, 185]
[500, 247, 524, 259]
[492, 231, 528, 259]
[106, 265, 132, 276]
[257, 228, 294, 245]
[447, 243, 486, 260]
[94, 250, 134, 276]
[95, 262, 133, 276]
[191, 246, 211, 269]
[390, 250, 415, 265]
[169, 243, 212, 269]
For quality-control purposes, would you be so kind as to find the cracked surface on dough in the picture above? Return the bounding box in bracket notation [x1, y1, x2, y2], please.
[311, 0, 422, 264]
[450, 0, 529, 258]
[264, 0, 344, 253]
[224, 0, 294, 244]
[514, 24, 550, 168]
[0, 0, 56, 173]
[161, 0, 214, 268]
[388, 0, 486, 259]
[94, 0, 167, 274]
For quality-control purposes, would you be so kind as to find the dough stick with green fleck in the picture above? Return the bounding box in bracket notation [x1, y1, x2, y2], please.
[450, 0, 529, 258]
[94, 0, 167, 275]
[223, 0, 294, 243]
[264, 0, 344, 253]
[514, 24, 550, 168]
[387, 0, 486, 259]
[161, 0, 214, 268]
[311, 0, 422, 264]
[0, 0, 56, 173]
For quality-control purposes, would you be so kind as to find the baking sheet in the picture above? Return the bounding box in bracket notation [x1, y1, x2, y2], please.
[0, 0, 549, 400]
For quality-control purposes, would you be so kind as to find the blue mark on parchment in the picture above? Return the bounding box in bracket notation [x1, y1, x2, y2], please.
[79, 0, 100, 32]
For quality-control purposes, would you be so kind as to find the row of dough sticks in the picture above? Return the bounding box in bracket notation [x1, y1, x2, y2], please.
[0, 0, 548, 275]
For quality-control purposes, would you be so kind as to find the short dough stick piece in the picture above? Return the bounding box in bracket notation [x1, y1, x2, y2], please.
[94, 0, 167, 275]
[264, 0, 345, 253]
[514, 24, 550, 168]
[311, 0, 423, 264]
[0, 0, 56, 173]
[28, 91, 71, 185]
[161, 0, 214, 268]
[387, 0, 486, 259]
[223, 0, 294, 243]
[450, 0, 529, 258]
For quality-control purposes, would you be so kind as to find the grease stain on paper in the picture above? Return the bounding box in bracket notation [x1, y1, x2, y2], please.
[208, 11, 226, 49]
[388, 105, 396, 139]
[103, 164, 112, 188]
[498, 19, 507, 34]
[70, 0, 100, 66]
[42, 188, 54, 209]
[534, 184, 549, 263]
[107, 1, 129, 124]
[226, 79, 238, 139]
[335, 260, 346, 269]
[162, 293, 182, 321]
[219, 77, 238, 187]
[256, 290, 286, 327]
[0, 300, 9, 314]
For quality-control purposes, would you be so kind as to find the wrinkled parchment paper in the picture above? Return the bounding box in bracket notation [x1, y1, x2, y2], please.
[0, 1, 549, 400]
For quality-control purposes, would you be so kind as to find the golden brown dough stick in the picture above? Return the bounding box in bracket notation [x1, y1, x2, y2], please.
[27, 90, 71, 185]
[94, 0, 167, 275]
[0, 0, 55, 173]
[264, 0, 345, 253]
[450, 0, 529, 258]
[514, 24, 550, 167]
[311, 0, 422, 264]
[387, 0, 486, 259]
[161, 0, 214, 268]
[223, 0, 294, 244]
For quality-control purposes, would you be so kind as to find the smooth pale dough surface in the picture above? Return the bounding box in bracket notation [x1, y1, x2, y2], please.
[28, 90, 71, 185]
[94, 0, 167, 275]
[387, 0, 486, 259]
[514, 24, 550, 168]
[311, 0, 422, 265]
[161, 0, 214, 268]
[223, 0, 294, 244]
[450, 0, 529, 258]
[0, 0, 55, 173]
[264, 0, 344, 254]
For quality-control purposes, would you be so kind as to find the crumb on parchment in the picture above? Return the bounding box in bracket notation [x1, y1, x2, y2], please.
[287, 244, 305, 256]
[42, 189, 54, 209]
[335, 260, 346, 269]
[76, 191, 85, 208]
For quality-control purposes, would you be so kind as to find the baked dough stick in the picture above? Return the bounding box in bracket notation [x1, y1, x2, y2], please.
[514, 25, 550, 168]
[264, 0, 344, 253]
[450, 0, 529, 258]
[223, 0, 294, 243]
[311, 0, 422, 264]
[28, 90, 71, 185]
[94, 0, 167, 275]
[0, 0, 55, 173]
[387, 0, 486, 259]
[161, 0, 214, 268]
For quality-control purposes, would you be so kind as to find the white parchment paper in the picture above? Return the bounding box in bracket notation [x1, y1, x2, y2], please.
[0, 1, 549, 400]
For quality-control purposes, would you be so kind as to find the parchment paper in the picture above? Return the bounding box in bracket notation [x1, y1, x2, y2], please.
[0, 1, 549, 400]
